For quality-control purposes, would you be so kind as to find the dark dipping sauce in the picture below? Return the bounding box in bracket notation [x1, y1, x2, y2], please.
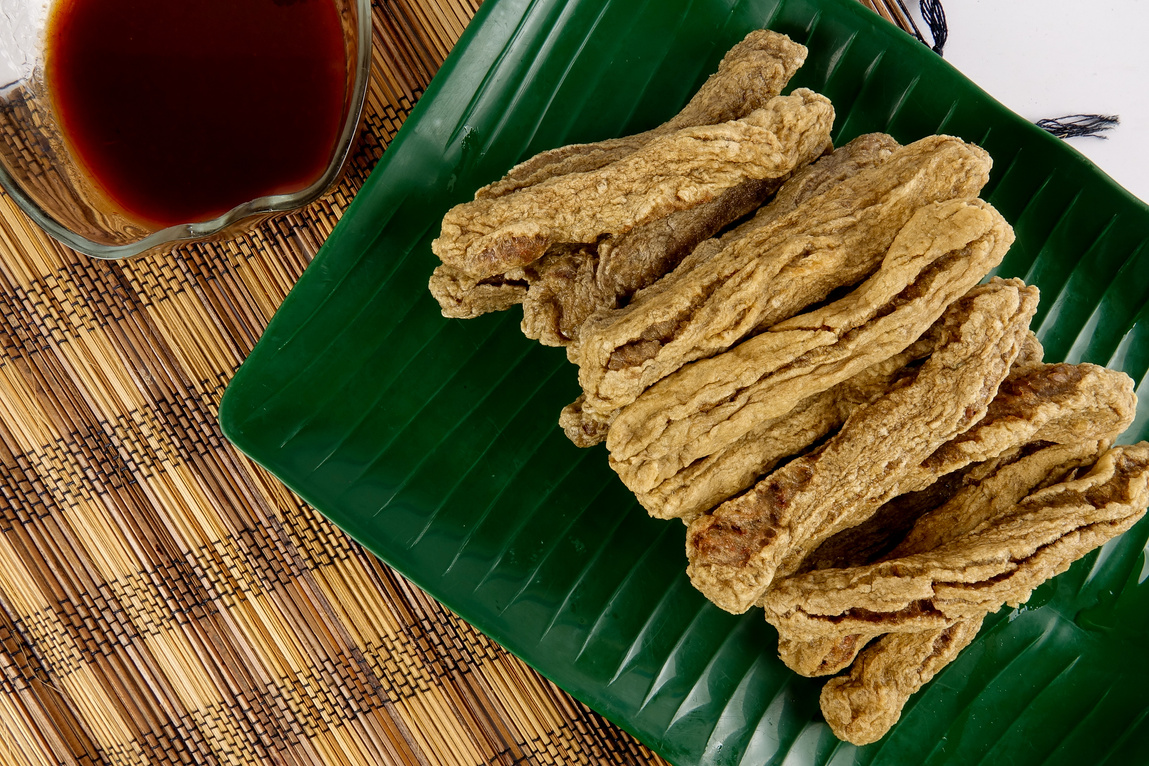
[46, 0, 348, 228]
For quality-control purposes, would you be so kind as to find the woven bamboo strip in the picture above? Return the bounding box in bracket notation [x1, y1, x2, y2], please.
[0, 610, 82, 766]
[862, 0, 918, 38]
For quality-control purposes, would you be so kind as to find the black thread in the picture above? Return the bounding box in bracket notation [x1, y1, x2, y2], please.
[893, 0, 929, 47]
[1036, 114, 1120, 139]
[920, 0, 948, 54]
[891, 0, 948, 56]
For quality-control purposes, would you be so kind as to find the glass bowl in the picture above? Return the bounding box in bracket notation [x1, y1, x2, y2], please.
[0, 0, 372, 259]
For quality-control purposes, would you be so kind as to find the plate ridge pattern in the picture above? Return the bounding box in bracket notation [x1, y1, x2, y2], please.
[220, 0, 1149, 762]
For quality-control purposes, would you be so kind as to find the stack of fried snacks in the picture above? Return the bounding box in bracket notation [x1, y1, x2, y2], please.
[428, 30, 1149, 746]
[429, 30, 823, 344]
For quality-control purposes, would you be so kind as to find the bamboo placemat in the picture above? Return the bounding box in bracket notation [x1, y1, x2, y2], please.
[0, 2, 912, 764]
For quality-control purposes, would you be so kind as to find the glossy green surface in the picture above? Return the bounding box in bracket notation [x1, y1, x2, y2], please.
[218, 0, 1149, 763]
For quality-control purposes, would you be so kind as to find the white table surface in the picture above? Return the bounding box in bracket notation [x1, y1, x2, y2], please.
[926, 0, 1149, 203]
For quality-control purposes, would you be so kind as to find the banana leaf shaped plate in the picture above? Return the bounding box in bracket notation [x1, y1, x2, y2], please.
[220, 0, 1149, 762]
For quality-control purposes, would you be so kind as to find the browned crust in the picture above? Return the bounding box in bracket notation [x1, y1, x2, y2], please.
[519, 175, 786, 346]
[475, 30, 808, 199]
[685, 279, 1037, 614]
[570, 135, 994, 439]
[777, 437, 1111, 677]
[761, 444, 1149, 640]
[557, 133, 903, 443]
[432, 90, 834, 280]
[819, 617, 986, 745]
[609, 198, 1014, 494]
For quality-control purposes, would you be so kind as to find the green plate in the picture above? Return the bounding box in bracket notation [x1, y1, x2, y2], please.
[219, 0, 1149, 762]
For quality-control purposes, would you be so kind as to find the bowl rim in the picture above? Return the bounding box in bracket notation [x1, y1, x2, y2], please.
[0, 0, 374, 260]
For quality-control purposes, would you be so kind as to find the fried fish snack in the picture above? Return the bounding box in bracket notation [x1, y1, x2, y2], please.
[477, 30, 808, 199]
[519, 174, 784, 345]
[635, 346, 921, 521]
[812, 439, 1118, 746]
[713, 132, 901, 248]
[570, 135, 993, 440]
[761, 444, 1149, 641]
[685, 279, 1037, 614]
[428, 262, 529, 319]
[559, 133, 902, 444]
[794, 360, 1137, 570]
[432, 88, 833, 281]
[773, 356, 1136, 677]
[819, 618, 986, 746]
[523, 135, 903, 348]
[652, 131, 903, 286]
[610, 198, 1014, 495]
[431, 31, 813, 325]
[913, 362, 1136, 487]
[779, 438, 1112, 678]
[624, 287, 1037, 520]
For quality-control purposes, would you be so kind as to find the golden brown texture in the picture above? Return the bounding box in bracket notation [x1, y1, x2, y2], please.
[819, 618, 986, 746]
[893, 439, 1116, 558]
[559, 133, 903, 444]
[476, 30, 808, 199]
[632, 349, 920, 521]
[772, 361, 1134, 677]
[798, 361, 1139, 571]
[570, 135, 994, 439]
[519, 175, 784, 345]
[815, 438, 1133, 745]
[626, 259, 1003, 521]
[431, 31, 814, 326]
[685, 279, 1038, 614]
[558, 394, 611, 447]
[713, 132, 901, 253]
[779, 438, 1109, 677]
[609, 198, 1014, 494]
[794, 469, 974, 578]
[919, 363, 1136, 477]
[1011, 330, 1046, 372]
[431, 89, 834, 280]
[818, 360, 1134, 559]
[773, 354, 1135, 679]
[422, 27, 1149, 749]
[762, 444, 1149, 642]
[428, 264, 529, 319]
